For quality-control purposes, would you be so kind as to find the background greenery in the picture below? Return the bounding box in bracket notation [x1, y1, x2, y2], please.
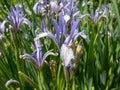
[0, 0, 120, 90]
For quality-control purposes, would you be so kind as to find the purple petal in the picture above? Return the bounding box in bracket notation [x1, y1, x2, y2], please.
[52, 19, 60, 41]
[34, 40, 43, 67]
[64, 35, 72, 45]
[61, 0, 65, 6]
[41, 21, 46, 31]
[94, 8, 101, 24]
[65, 19, 80, 44]
[59, 13, 67, 37]
[69, 0, 74, 11]
[73, 2, 79, 13]
[20, 54, 37, 67]
[71, 19, 80, 35]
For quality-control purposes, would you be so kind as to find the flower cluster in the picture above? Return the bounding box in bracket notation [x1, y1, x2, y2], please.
[0, 0, 110, 88]
[34, 0, 87, 80]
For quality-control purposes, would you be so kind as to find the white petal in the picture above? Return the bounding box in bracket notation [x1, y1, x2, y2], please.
[0, 20, 7, 32]
[60, 44, 74, 67]
[64, 14, 70, 23]
[22, 18, 31, 27]
[5, 79, 19, 88]
[34, 32, 49, 41]
[43, 49, 58, 61]
[74, 30, 87, 41]
[50, 1, 58, 12]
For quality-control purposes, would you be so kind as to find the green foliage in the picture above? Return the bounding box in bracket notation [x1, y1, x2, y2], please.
[0, 0, 120, 90]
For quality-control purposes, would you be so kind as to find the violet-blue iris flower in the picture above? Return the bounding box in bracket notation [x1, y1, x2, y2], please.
[83, 5, 109, 25]
[34, 13, 86, 50]
[60, 0, 80, 19]
[35, 16, 86, 69]
[20, 39, 57, 69]
[6, 4, 30, 31]
[33, 0, 47, 15]
[34, 0, 86, 77]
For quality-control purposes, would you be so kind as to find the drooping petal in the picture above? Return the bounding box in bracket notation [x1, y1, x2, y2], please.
[20, 18, 31, 28]
[5, 79, 19, 88]
[98, 15, 108, 23]
[20, 54, 37, 66]
[34, 32, 60, 49]
[42, 49, 58, 62]
[74, 30, 87, 41]
[34, 32, 49, 40]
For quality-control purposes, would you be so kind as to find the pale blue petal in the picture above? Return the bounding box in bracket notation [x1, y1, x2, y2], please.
[20, 54, 37, 66]
[43, 49, 58, 61]
[5, 79, 19, 88]
[60, 44, 74, 67]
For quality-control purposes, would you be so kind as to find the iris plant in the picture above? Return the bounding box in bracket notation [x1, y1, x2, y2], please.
[5, 4, 30, 31]
[33, 0, 47, 16]
[34, 0, 87, 80]
[20, 39, 57, 69]
[84, 5, 109, 25]
[33, 0, 59, 16]
[35, 16, 86, 81]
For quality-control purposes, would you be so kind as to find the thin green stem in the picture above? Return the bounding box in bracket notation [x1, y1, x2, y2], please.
[38, 69, 49, 90]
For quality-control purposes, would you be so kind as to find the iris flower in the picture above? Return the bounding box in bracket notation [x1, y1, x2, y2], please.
[33, 0, 59, 16]
[35, 13, 86, 49]
[34, 16, 86, 80]
[83, 5, 109, 25]
[20, 39, 57, 69]
[5, 4, 30, 31]
[33, 0, 47, 16]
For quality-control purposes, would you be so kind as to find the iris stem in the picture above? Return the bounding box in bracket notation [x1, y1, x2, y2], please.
[38, 69, 49, 90]
[13, 31, 24, 89]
